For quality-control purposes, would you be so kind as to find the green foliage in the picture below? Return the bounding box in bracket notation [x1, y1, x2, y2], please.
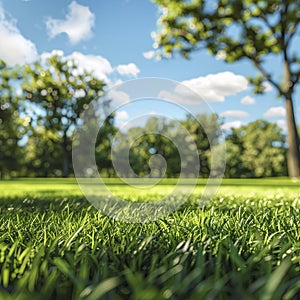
[152, 0, 300, 95]
[182, 114, 221, 177]
[96, 113, 117, 177]
[225, 120, 287, 177]
[152, 0, 300, 178]
[129, 117, 181, 177]
[0, 61, 25, 178]
[24, 127, 63, 177]
[0, 179, 300, 299]
[22, 54, 106, 177]
[111, 114, 221, 178]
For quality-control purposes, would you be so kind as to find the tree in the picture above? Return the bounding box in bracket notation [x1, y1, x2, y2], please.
[223, 128, 248, 177]
[24, 126, 63, 177]
[95, 111, 117, 177]
[152, 0, 300, 178]
[182, 113, 222, 177]
[0, 61, 24, 178]
[111, 117, 181, 178]
[112, 114, 221, 178]
[132, 117, 181, 177]
[226, 120, 287, 177]
[23, 53, 105, 177]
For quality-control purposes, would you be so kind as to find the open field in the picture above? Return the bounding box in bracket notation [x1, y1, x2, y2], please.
[0, 178, 300, 299]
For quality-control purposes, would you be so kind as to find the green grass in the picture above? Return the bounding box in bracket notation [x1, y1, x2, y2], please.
[0, 178, 300, 299]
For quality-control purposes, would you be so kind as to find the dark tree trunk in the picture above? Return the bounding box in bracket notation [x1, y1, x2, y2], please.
[285, 96, 300, 179]
[63, 132, 69, 178]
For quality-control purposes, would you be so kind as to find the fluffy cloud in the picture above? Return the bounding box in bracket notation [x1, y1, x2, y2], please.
[114, 110, 130, 130]
[241, 96, 256, 105]
[115, 110, 129, 121]
[0, 5, 38, 66]
[107, 89, 131, 105]
[46, 1, 95, 44]
[221, 121, 242, 131]
[220, 110, 249, 119]
[116, 63, 140, 77]
[40, 50, 140, 86]
[264, 107, 286, 118]
[159, 72, 248, 104]
[66, 51, 113, 82]
[143, 50, 156, 60]
[182, 72, 248, 102]
[276, 119, 287, 131]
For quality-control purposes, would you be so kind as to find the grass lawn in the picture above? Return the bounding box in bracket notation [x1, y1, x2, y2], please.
[0, 178, 300, 299]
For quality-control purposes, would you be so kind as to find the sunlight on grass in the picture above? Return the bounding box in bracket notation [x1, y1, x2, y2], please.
[1, 178, 300, 299]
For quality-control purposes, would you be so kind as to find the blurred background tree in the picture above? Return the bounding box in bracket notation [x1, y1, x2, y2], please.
[0, 61, 25, 178]
[22, 53, 106, 177]
[182, 114, 221, 177]
[225, 120, 287, 177]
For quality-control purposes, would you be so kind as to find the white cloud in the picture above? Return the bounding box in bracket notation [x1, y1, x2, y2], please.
[264, 106, 286, 118]
[0, 5, 38, 66]
[46, 1, 95, 44]
[263, 81, 273, 92]
[66, 51, 113, 82]
[159, 72, 248, 104]
[221, 121, 242, 131]
[115, 110, 129, 121]
[143, 50, 155, 60]
[40, 50, 141, 87]
[276, 119, 287, 131]
[40, 49, 64, 61]
[116, 63, 140, 77]
[182, 72, 248, 102]
[115, 110, 130, 130]
[220, 110, 249, 119]
[241, 96, 256, 105]
[41, 50, 114, 83]
[107, 89, 131, 105]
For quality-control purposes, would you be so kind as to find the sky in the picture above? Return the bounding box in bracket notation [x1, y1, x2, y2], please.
[0, 0, 298, 133]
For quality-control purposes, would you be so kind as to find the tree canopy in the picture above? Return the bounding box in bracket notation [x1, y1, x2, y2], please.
[22, 54, 106, 177]
[152, 0, 300, 178]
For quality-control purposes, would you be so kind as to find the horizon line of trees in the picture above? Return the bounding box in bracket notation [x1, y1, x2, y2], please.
[101, 116, 288, 179]
[0, 53, 293, 179]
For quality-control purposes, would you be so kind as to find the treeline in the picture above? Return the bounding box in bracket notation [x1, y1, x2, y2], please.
[110, 116, 287, 178]
[0, 54, 288, 178]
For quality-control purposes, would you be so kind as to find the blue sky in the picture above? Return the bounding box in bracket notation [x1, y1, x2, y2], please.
[0, 0, 297, 132]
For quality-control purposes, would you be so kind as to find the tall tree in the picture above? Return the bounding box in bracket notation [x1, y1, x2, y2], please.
[23, 53, 105, 177]
[0, 61, 24, 178]
[152, 0, 300, 178]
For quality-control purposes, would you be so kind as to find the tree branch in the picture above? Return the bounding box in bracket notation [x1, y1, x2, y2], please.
[286, 22, 298, 45]
[251, 58, 282, 94]
[258, 11, 278, 37]
[291, 71, 300, 89]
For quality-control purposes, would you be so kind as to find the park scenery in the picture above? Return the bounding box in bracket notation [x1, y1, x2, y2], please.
[1, 0, 300, 299]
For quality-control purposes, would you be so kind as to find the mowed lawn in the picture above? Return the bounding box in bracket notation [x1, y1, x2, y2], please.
[0, 178, 300, 299]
